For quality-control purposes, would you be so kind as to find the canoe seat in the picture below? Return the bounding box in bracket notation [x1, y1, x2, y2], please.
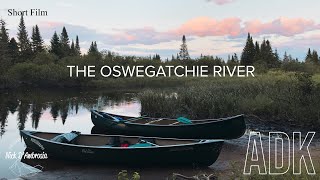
[51, 131, 80, 144]
[169, 122, 181, 125]
[145, 119, 163, 124]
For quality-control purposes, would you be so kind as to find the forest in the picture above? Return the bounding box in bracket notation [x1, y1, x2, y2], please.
[0, 16, 320, 89]
[0, 16, 320, 129]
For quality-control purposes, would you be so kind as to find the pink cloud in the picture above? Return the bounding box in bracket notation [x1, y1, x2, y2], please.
[207, 0, 237, 5]
[40, 21, 63, 28]
[171, 17, 242, 37]
[244, 17, 319, 36]
[35, 17, 320, 46]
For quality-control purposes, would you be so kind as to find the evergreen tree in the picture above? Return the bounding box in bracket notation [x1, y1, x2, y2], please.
[152, 54, 161, 61]
[283, 51, 289, 62]
[8, 38, 19, 64]
[70, 40, 75, 56]
[259, 39, 278, 68]
[274, 49, 280, 62]
[49, 31, 61, 57]
[0, 19, 9, 56]
[88, 41, 98, 55]
[171, 55, 175, 61]
[17, 15, 32, 61]
[253, 41, 260, 62]
[0, 19, 11, 73]
[231, 55, 235, 62]
[94, 41, 97, 51]
[178, 35, 190, 60]
[234, 53, 239, 62]
[75, 35, 81, 56]
[31, 25, 44, 53]
[60, 27, 70, 57]
[311, 50, 319, 64]
[240, 33, 255, 65]
[254, 41, 260, 56]
[305, 48, 312, 62]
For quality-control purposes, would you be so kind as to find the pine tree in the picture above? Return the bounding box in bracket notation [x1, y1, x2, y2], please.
[75, 35, 81, 56]
[88, 41, 98, 55]
[178, 35, 190, 60]
[305, 48, 312, 62]
[312, 50, 319, 64]
[49, 31, 61, 57]
[240, 33, 255, 65]
[0, 19, 11, 72]
[17, 15, 32, 61]
[31, 25, 44, 53]
[234, 53, 239, 62]
[258, 39, 278, 68]
[153, 54, 161, 61]
[253, 41, 260, 62]
[8, 38, 19, 64]
[70, 40, 75, 56]
[274, 49, 280, 62]
[0, 19, 9, 55]
[60, 27, 70, 57]
[283, 51, 289, 62]
[94, 41, 97, 51]
[171, 55, 175, 61]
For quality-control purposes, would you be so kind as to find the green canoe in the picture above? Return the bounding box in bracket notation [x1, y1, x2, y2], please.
[20, 130, 224, 166]
[91, 110, 246, 139]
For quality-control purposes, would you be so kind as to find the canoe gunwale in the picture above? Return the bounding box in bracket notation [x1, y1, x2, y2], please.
[91, 110, 244, 127]
[20, 130, 224, 150]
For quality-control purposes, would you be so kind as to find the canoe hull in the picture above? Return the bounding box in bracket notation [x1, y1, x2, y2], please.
[91, 111, 246, 139]
[20, 130, 223, 166]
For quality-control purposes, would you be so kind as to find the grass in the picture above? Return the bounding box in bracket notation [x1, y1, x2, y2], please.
[139, 72, 320, 128]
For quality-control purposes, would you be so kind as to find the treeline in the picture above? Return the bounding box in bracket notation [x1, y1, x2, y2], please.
[0, 17, 320, 89]
[239, 33, 320, 73]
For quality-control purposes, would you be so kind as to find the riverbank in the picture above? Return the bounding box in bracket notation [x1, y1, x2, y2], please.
[17, 134, 320, 180]
[139, 72, 320, 129]
[2, 71, 320, 129]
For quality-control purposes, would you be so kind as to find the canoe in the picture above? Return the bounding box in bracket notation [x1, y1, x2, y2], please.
[91, 110, 246, 139]
[20, 130, 224, 166]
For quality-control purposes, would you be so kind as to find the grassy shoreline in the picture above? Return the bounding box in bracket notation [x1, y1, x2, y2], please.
[1, 70, 319, 129]
[139, 72, 320, 129]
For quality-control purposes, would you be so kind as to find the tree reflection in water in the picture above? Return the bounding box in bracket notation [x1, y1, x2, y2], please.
[0, 88, 139, 136]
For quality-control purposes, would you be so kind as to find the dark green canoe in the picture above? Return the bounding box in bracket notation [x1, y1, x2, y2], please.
[20, 130, 224, 166]
[91, 110, 246, 139]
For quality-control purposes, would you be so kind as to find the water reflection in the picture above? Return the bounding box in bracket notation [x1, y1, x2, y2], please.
[0, 89, 140, 136]
[0, 88, 141, 179]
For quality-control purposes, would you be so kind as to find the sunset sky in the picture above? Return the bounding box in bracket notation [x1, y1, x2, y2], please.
[1, 0, 320, 60]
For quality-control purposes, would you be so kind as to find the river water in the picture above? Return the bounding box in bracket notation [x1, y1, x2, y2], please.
[0, 88, 318, 179]
[0, 88, 142, 179]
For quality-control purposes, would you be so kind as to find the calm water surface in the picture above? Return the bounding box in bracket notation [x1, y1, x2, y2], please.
[0, 88, 141, 179]
[0, 88, 316, 179]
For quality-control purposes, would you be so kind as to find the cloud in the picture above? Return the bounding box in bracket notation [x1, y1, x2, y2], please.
[206, 0, 237, 5]
[115, 17, 320, 44]
[244, 17, 320, 36]
[35, 17, 320, 47]
[171, 17, 242, 37]
[26, 17, 320, 59]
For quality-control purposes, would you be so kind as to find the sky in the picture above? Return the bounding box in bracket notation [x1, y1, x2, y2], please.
[1, 0, 320, 60]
